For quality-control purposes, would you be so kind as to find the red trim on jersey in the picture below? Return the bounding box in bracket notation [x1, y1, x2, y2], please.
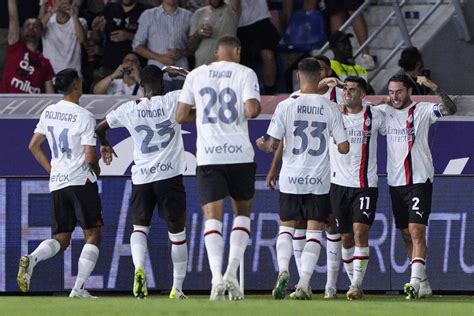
[307, 238, 321, 244]
[404, 104, 417, 185]
[204, 230, 222, 237]
[170, 239, 187, 245]
[358, 107, 372, 188]
[232, 226, 251, 236]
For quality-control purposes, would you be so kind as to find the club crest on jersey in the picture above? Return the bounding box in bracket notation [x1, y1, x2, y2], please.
[407, 114, 414, 123]
[365, 118, 371, 127]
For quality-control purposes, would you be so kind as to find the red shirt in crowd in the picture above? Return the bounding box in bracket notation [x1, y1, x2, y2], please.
[0, 41, 55, 94]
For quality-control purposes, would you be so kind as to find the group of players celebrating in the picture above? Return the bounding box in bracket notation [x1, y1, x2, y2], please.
[17, 35, 456, 301]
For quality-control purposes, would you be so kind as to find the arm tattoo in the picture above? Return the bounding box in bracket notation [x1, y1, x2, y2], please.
[435, 87, 457, 116]
[268, 138, 281, 153]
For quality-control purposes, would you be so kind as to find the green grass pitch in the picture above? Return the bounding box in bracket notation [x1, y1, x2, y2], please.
[0, 294, 473, 316]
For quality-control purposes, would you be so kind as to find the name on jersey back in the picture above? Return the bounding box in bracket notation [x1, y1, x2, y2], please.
[209, 70, 232, 79]
[297, 105, 324, 115]
[44, 110, 77, 122]
[137, 108, 166, 118]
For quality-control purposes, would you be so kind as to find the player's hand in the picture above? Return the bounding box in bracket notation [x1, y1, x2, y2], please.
[100, 144, 117, 165]
[163, 65, 189, 78]
[110, 30, 133, 42]
[158, 53, 179, 65]
[197, 24, 213, 38]
[92, 16, 105, 32]
[266, 168, 278, 190]
[319, 77, 344, 89]
[338, 100, 348, 115]
[417, 76, 438, 92]
[255, 136, 267, 152]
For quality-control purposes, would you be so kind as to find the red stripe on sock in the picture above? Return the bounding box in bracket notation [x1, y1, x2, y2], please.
[411, 259, 425, 265]
[232, 226, 251, 236]
[133, 230, 148, 236]
[204, 230, 222, 237]
[342, 258, 354, 263]
[170, 239, 187, 245]
[279, 231, 293, 238]
[326, 237, 341, 242]
[293, 235, 306, 240]
[307, 238, 321, 245]
[353, 256, 369, 260]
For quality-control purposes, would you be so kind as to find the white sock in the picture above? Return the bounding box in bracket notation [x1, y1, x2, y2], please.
[410, 257, 427, 284]
[169, 230, 188, 291]
[297, 230, 322, 289]
[204, 219, 224, 285]
[30, 239, 61, 268]
[131, 225, 150, 272]
[352, 246, 369, 287]
[73, 244, 99, 291]
[276, 226, 294, 273]
[325, 233, 341, 290]
[226, 216, 251, 278]
[293, 229, 306, 277]
[342, 246, 355, 283]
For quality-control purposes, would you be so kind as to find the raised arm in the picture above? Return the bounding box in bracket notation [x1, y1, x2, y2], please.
[28, 133, 51, 174]
[66, 5, 87, 44]
[7, 0, 20, 45]
[417, 76, 457, 115]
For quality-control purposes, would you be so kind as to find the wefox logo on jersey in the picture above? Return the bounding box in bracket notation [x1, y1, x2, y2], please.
[204, 143, 242, 154]
[140, 162, 173, 175]
[287, 175, 323, 185]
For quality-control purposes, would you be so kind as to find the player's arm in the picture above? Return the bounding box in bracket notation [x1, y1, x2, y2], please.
[417, 76, 457, 116]
[255, 136, 280, 154]
[176, 102, 195, 123]
[244, 99, 261, 119]
[95, 119, 117, 165]
[266, 140, 283, 190]
[7, 0, 20, 45]
[28, 133, 51, 174]
[84, 145, 100, 177]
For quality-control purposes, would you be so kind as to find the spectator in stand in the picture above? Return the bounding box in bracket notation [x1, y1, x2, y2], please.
[93, 52, 143, 96]
[187, 0, 240, 67]
[398, 46, 431, 96]
[0, 0, 54, 93]
[237, 0, 280, 95]
[133, 0, 192, 90]
[329, 30, 374, 94]
[325, 0, 376, 70]
[91, 0, 147, 77]
[39, 0, 87, 76]
[179, 0, 208, 12]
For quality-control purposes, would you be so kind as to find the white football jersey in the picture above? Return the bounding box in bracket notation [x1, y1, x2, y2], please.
[34, 100, 98, 192]
[330, 105, 386, 188]
[267, 94, 347, 194]
[178, 61, 261, 166]
[106, 90, 186, 184]
[379, 101, 442, 186]
[290, 86, 343, 104]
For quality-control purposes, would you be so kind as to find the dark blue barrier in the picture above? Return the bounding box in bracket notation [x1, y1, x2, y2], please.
[0, 176, 472, 292]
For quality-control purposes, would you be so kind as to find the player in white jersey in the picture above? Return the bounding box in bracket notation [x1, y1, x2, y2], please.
[177, 36, 261, 301]
[95, 65, 190, 300]
[18, 69, 102, 298]
[267, 55, 344, 299]
[256, 58, 349, 300]
[329, 76, 386, 300]
[381, 74, 457, 299]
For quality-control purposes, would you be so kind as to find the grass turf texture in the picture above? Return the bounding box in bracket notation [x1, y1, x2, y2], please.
[0, 294, 472, 316]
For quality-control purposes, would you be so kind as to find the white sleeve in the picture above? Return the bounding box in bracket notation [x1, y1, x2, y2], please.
[329, 109, 348, 145]
[266, 103, 285, 140]
[33, 113, 46, 135]
[80, 114, 97, 146]
[177, 73, 195, 106]
[242, 69, 261, 103]
[106, 102, 131, 129]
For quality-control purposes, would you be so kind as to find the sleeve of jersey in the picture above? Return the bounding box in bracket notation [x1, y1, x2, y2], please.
[177, 75, 195, 106]
[81, 115, 98, 146]
[330, 110, 348, 145]
[266, 104, 285, 140]
[33, 115, 46, 135]
[242, 70, 261, 102]
[106, 103, 129, 129]
[374, 108, 387, 136]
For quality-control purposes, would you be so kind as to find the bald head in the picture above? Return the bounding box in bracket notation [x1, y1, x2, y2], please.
[215, 35, 241, 63]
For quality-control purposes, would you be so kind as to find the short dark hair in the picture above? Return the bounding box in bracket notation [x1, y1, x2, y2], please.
[388, 74, 412, 89]
[140, 65, 164, 94]
[313, 55, 331, 68]
[344, 76, 367, 93]
[298, 57, 321, 78]
[54, 68, 80, 94]
[217, 35, 241, 48]
[398, 46, 422, 71]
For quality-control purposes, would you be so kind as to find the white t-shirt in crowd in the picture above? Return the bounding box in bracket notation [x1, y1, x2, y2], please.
[106, 90, 186, 184]
[379, 101, 443, 186]
[42, 14, 87, 75]
[267, 93, 347, 195]
[330, 105, 386, 188]
[238, 0, 271, 27]
[34, 100, 97, 192]
[106, 78, 144, 97]
[178, 61, 261, 166]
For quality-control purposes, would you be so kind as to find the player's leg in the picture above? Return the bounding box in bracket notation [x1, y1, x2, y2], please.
[324, 215, 341, 299]
[17, 188, 72, 292]
[292, 220, 306, 277]
[69, 182, 103, 298]
[159, 175, 188, 300]
[130, 183, 155, 298]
